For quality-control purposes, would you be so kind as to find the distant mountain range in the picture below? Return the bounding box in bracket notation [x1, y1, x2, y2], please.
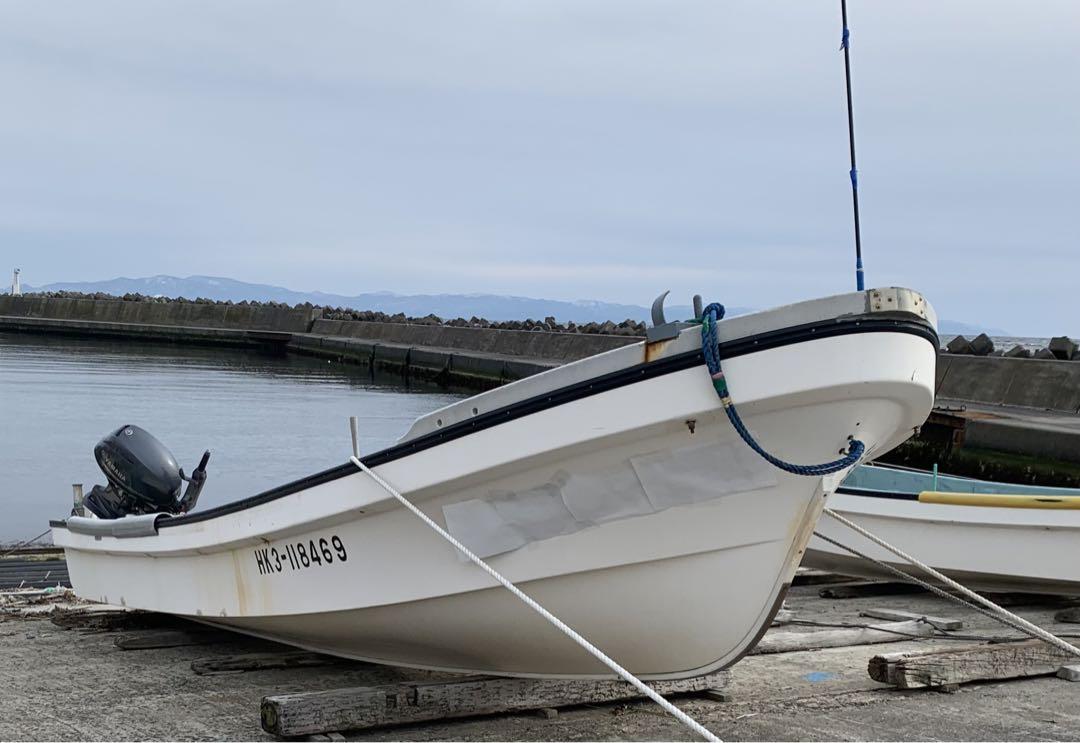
[938, 320, 1010, 337]
[15, 274, 1005, 334]
[18, 274, 729, 324]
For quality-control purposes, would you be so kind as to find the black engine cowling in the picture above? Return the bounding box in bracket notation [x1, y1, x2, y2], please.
[84, 425, 209, 519]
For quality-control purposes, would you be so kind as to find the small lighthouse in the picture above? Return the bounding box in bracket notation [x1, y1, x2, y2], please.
[11, 268, 20, 296]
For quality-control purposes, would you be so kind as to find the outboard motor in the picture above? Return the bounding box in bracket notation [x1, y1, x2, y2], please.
[84, 425, 210, 519]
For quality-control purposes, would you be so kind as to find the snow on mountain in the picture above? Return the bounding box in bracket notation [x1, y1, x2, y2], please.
[22, 274, 730, 324]
[17, 274, 1008, 333]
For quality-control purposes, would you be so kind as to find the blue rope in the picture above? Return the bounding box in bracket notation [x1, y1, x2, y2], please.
[699, 302, 865, 476]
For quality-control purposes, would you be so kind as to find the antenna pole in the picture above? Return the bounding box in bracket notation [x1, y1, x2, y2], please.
[840, 0, 865, 291]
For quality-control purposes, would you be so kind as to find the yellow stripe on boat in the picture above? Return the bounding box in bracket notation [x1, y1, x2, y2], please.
[918, 491, 1080, 509]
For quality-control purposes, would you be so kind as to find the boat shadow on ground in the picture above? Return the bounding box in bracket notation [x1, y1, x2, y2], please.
[2, 572, 1079, 742]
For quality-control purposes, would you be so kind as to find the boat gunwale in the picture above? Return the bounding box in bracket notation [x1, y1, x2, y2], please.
[823, 492, 1080, 531]
[50, 314, 937, 532]
[918, 491, 1080, 508]
[835, 485, 920, 501]
[838, 486, 1080, 508]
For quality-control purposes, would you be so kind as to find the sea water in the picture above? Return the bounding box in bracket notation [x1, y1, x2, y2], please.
[0, 333, 465, 543]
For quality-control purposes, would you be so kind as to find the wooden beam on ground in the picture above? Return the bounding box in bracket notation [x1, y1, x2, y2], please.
[869, 639, 1079, 689]
[115, 629, 236, 650]
[771, 608, 797, 625]
[1054, 665, 1080, 682]
[819, 582, 927, 599]
[792, 568, 859, 586]
[860, 608, 964, 631]
[1054, 607, 1080, 624]
[0, 588, 65, 599]
[1057, 665, 1080, 681]
[192, 651, 344, 675]
[51, 607, 181, 632]
[700, 688, 731, 702]
[751, 619, 933, 655]
[977, 592, 1070, 608]
[260, 670, 730, 737]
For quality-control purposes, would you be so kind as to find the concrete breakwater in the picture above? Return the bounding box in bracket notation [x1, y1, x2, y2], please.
[937, 354, 1080, 414]
[292, 318, 639, 386]
[883, 352, 1080, 481]
[0, 294, 320, 333]
[945, 332, 1079, 361]
[0, 295, 638, 387]
[4, 295, 1080, 402]
[3, 293, 1080, 406]
[5, 294, 1080, 479]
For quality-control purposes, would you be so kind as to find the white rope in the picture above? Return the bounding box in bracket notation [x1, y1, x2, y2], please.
[823, 507, 1080, 659]
[349, 456, 720, 742]
[812, 530, 1039, 634]
[0, 529, 52, 559]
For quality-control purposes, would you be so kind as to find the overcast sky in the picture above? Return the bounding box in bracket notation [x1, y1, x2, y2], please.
[1, 2, 1077, 334]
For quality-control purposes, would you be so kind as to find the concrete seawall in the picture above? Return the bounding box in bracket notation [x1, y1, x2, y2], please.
[295, 319, 639, 385]
[4, 295, 1080, 405]
[927, 353, 1080, 467]
[0, 296, 640, 387]
[309, 319, 636, 361]
[0, 295, 319, 332]
[936, 354, 1080, 414]
[6, 295, 1080, 472]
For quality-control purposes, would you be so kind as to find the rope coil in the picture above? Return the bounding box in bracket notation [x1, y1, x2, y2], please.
[700, 302, 864, 476]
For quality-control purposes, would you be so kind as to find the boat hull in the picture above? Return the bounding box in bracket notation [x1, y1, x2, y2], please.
[56, 327, 936, 678]
[807, 489, 1080, 595]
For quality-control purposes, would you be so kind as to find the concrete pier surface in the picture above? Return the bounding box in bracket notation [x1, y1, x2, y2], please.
[3, 572, 1080, 741]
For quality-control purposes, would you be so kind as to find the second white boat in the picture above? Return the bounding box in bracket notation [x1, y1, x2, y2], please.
[808, 463, 1080, 595]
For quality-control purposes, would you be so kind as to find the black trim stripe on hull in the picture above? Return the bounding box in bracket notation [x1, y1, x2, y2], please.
[50, 315, 935, 531]
[835, 486, 920, 501]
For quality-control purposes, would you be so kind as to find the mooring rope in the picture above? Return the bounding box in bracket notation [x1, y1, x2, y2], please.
[822, 508, 1080, 659]
[812, 530, 1040, 634]
[348, 455, 721, 742]
[0, 528, 52, 559]
[700, 302, 864, 476]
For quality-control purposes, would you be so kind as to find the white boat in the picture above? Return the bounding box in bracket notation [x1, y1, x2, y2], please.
[807, 463, 1080, 595]
[51, 288, 937, 679]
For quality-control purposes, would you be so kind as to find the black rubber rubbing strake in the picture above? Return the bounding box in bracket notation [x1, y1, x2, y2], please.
[835, 486, 920, 501]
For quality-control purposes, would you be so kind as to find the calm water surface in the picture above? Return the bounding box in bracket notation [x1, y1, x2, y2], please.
[0, 333, 466, 542]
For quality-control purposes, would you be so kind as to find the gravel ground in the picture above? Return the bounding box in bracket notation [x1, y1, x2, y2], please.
[3, 583, 1080, 741]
